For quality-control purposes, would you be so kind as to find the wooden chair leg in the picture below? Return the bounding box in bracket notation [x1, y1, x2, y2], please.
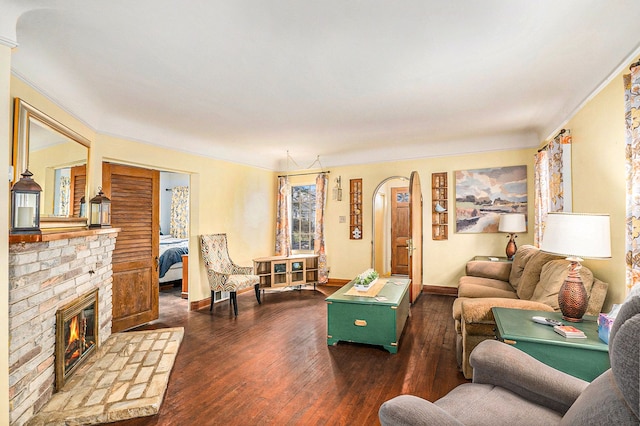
[210, 290, 215, 311]
[231, 291, 238, 316]
[255, 284, 261, 304]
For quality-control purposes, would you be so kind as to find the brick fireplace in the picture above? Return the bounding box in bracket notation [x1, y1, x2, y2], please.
[55, 289, 99, 390]
[8, 229, 118, 426]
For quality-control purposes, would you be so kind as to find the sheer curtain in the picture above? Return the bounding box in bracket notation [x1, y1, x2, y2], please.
[169, 186, 189, 238]
[275, 176, 291, 256]
[315, 173, 329, 284]
[625, 62, 640, 296]
[533, 129, 572, 246]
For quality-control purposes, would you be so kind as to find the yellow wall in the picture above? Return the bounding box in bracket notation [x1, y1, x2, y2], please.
[11, 76, 276, 304]
[93, 134, 276, 301]
[319, 149, 536, 287]
[562, 60, 634, 307]
[9, 57, 635, 312]
[1, 44, 12, 426]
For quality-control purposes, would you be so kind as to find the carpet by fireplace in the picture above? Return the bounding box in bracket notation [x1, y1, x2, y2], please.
[27, 327, 184, 426]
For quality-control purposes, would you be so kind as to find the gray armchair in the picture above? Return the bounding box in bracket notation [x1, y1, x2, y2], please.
[379, 296, 640, 425]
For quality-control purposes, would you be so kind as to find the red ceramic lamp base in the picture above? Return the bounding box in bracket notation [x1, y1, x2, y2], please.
[505, 234, 517, 260]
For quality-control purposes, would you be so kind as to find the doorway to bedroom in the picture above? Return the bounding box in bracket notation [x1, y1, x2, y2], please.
[159, 171, 190, 311]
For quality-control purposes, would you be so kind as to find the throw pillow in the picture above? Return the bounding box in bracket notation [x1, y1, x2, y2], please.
[515, 250, 564, 300]
[531, 259, 595, 310]
[508, 245, 539, 291]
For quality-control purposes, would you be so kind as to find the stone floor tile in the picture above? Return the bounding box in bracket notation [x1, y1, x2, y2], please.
[97, 371, 119, 389]
[134, 366, 154, 384]
[86, 387, 109, 406]
[27, 327, 184, 425]
[143, 350, 161, 366]
[152, 339, 166, 351]
[156, 353, 175, 373]
[118, 364, 139, 381]
[106, 382, 129, 403]
[126, 383, 147, 400]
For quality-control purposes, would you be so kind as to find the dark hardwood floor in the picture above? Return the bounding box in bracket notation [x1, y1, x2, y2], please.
[112, 284, 468, 425]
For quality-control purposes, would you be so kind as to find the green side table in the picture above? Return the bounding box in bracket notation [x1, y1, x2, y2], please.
[492, 307, 609, 381]
[326, 277, 410, 354]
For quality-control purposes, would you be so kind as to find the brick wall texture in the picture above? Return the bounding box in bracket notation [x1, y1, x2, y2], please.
[9, 233, 116, 426]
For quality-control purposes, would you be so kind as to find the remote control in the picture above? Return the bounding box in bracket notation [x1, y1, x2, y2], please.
[531, 316, 563, 327]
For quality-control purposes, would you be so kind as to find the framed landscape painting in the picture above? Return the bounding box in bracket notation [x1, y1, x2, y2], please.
[455, 165, 527, 233]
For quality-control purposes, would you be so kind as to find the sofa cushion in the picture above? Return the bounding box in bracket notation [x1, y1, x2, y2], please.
[458, 276, 517, 299]
[530, 260, 594, 311]
[458, 275, 517, 297]
[465, 260, 512, 282]
[515, 250, 564, 300]
[435, 383, 564, 425]
[508, 245, 539, 291]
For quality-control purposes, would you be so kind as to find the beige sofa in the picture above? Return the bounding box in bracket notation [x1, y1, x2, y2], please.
[454, 245, 608, 379]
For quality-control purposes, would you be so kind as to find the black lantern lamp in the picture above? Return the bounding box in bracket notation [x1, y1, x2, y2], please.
[79, 196, 86, 218]
[89, 188, 111, 228]
[11, 170, 42, 234]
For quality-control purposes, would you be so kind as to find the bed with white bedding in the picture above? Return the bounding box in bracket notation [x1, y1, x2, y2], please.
[159, 235, 189, 284]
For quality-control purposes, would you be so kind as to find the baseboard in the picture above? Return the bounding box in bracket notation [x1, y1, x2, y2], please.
[326, 278, 350, 287]
[190, 298, 211, 311]
[422, 285, 458, 296]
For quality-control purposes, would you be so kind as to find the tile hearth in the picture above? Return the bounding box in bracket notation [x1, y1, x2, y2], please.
[27, 327, 184, 426]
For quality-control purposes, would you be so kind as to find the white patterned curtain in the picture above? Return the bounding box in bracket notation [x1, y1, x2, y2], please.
[275, 176, 291, 256]
[533, 129, 572, 246]
[169, 186, 189, 238]
[58, 176, 71, 217]
[314, 173, 329, 283]
[625, 62, 640, 296]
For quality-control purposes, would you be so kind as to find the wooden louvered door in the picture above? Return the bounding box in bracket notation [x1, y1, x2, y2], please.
[69, 164, 86, 217]
[102, 162, 160, 332]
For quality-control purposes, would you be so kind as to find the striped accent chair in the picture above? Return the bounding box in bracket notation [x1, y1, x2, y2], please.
[200, 234, 261, 316]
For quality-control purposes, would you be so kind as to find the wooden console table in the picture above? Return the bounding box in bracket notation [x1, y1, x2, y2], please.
[253, 254, 319, 289]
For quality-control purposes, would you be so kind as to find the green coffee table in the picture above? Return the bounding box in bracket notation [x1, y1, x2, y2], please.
[326, 277, 410, 354]
[492, 307, 609, 381]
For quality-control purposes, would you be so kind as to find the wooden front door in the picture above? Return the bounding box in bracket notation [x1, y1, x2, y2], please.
[103, 162, 160, 332]
[391, 187, 410, 275]
[409, 171, 423, 303]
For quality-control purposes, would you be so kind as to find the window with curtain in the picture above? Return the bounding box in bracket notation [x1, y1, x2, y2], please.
[169, 186, 189, 238]
[533, 129, 572, 246]
[625, 62, 640, 296]
[275, 173, 328, 283]
[291, 184, 316, 251]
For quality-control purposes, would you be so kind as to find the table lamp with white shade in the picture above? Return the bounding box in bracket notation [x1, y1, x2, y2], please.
[540, 212, 611, 322]
[499, 213, 526, 260]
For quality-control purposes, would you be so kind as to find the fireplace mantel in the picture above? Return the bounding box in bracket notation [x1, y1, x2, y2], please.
[9, 227, 120, 244]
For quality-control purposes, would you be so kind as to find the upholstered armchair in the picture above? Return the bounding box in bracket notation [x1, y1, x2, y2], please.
[200, 234, 261, 316]
[380, 296, 640, 425]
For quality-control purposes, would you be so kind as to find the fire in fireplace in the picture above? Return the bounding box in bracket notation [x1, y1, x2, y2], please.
[55, 289, 99, 390]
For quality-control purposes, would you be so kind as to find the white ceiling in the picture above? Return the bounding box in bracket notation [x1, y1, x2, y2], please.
[6, 1, 640, 170]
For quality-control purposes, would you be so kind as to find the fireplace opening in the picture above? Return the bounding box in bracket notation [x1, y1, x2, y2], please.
[55, 289, 99, 390]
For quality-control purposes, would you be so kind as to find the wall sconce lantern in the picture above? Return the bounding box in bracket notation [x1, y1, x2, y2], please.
[79, 196, 86, 218]
[89, 188, 111, 228]
[11, 170, 42, 234]
[333, 176, 343, 201]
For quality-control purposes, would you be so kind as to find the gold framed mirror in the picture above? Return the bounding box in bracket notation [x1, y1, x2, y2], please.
[12, 98, 91, 228]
